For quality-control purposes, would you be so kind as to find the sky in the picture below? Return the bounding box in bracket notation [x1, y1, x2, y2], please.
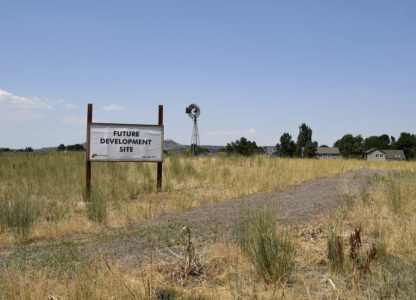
[1, 0, 415, 149]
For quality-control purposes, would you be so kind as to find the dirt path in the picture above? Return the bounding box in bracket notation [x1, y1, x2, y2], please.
[88, 168, 380, 269]
[0, 168, 381, 270]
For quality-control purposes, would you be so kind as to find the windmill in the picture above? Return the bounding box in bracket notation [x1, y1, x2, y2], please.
[185, 104, 201, 155]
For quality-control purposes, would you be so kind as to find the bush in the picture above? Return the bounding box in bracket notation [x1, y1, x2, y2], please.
[236, 208, 295, 284]
[327, 225, 344, 273]
[226, 137, 260, 156]
[0, 192, 40, 239]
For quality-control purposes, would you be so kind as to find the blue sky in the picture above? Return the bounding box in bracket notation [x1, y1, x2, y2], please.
[1, 1, 415, 148]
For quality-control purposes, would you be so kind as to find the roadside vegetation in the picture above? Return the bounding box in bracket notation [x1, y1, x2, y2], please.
[1, 152, 415, 243]
[1, 153, 416, 298]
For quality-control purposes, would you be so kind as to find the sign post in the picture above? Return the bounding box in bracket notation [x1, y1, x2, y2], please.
[157, 105, 163, 191]
[86, 103, 92, 200]
[85, 104, 164, 200]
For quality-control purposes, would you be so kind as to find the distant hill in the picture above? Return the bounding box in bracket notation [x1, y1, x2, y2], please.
[164, 139, 188, 153]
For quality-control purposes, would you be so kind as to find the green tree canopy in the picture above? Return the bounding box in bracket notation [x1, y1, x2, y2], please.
[187, 144, 210, 156]
[304, 141, 318, 158]
[394, 132, 416, 159]
[334, 134, 364, 159]
[226, 137, 260, 156]
[277, 133, 297, 157]
[296, 123, 312, 157]
[363, 135, 391, 150]
[66, 144, 85, 151]
[57, 144, 66, 151]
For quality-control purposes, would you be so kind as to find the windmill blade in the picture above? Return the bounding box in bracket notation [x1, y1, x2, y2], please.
[186, 104, 201, 119]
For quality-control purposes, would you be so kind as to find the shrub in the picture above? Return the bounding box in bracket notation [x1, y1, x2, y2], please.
[327, 225, 344, 273]
[236, 208, 295, 285]
[226, 137, 260, 156]
[0, 192, 40, 239]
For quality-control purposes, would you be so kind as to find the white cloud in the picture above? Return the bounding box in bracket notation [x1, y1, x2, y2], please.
[0, 89, 54, 122]
[59, 115, 86, 125]
[102, 104, 126, 112]
[205, 128, 256, 136]
[64, 103, 78, 110]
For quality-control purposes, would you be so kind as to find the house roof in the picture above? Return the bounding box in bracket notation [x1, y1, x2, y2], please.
[365, 148, 406, 159]
[383, 150, 406, 160]
[316, 147, 340, 155]
[365, 148, 379, 154]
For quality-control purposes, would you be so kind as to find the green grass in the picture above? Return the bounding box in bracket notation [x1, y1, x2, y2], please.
[327, 225, 344, 273]
[235, 207, 295, 285]
[0, 190, 40, 239]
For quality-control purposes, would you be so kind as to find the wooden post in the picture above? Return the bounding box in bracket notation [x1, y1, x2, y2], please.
[157, 105, 163, 192]
[86, 103, 93, 200]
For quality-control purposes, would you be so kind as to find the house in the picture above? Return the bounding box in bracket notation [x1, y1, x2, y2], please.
[316, 147, 341, 159]
[365, 148, 406, 161]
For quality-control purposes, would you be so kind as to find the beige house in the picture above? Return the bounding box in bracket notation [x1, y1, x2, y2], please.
[316, 147, 341, 159]
[365, 148, 406, 161]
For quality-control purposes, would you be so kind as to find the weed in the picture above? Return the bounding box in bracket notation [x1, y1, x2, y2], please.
[236, 208, 295, 285]
[0, 191, 40, 239]
[87, 186, 107, 223]
[360, 188, 372, 206]
[327, 225, 344, 273]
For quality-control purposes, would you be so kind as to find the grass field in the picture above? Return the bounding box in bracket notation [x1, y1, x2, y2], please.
[0, 153, 416, 299]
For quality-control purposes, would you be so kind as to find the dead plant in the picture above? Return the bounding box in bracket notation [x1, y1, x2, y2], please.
[349, 227, 361, 265]
[156, 226, 206, 285]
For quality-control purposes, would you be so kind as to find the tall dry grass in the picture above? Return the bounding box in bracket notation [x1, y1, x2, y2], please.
[1, 154, 416, 299]
[1, 152, 415, 243]
[322, 171, 416, 298]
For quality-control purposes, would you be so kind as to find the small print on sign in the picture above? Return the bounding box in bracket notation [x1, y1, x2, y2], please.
[89, 124, 163, 161]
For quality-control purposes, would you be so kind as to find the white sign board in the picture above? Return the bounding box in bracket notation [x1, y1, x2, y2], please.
[88, 123, 163, 162]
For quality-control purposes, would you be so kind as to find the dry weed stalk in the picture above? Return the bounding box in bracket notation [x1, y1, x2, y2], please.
[347, 227, 377, 275]
[160, 226, 205, 285]
[136, 242, 155, 299]
[349, 227, 361, 265]
[362, 244, 377, 274]
[336, 236, 344, 272]
[103, 256, 138, 299]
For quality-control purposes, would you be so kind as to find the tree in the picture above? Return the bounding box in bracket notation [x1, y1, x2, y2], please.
[304, 141, 318, 158]
[66, 144, 85, 151]
[296, 123, 312, 157]
[188, 144, 209, 156]
[225, 137, 260, 156]
[379, 134, 391, 147]
[334, 134, 364, 159]
[277, 133, 297, 157]
[57, 144, 66, 151]
[394, 132, 416, 160]
[363, 135, 390, 150]
[390, 136, 396, 148]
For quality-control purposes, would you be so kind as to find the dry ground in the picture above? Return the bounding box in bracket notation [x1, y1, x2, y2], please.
[2, 164, 415, 299]
[0, 168, 380, 272]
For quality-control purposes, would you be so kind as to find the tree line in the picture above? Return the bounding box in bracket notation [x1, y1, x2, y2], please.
[220, 123, 416, 160]
[57, 144, 85, 151]
[333, 133, 416, 159]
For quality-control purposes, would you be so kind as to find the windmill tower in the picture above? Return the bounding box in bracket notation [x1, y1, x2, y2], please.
[185, 104, 201, 155]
